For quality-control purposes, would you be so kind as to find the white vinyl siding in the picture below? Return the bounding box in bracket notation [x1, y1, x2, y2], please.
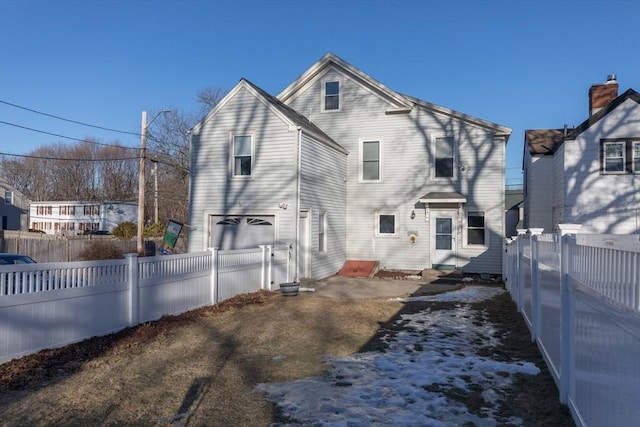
[284, 68, 506, 273]
[556, 98, 640, 234]
[189, 86, 299, 253]
[300, 133, 347, 278]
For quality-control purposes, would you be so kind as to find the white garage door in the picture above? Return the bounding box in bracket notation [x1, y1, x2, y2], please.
[209, 215, 275, 250]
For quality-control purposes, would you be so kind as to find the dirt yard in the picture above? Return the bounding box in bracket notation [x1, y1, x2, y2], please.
[0, 286, 574, 426]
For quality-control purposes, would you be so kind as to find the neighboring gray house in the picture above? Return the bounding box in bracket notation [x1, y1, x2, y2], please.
[0, 180, 29, 231]
[524, 76, 640, 234]
[505, 188, 523, 238]
[189, 53, 512, 278]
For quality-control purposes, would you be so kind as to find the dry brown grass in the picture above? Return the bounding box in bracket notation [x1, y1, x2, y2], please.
[0, 289, 573, 426]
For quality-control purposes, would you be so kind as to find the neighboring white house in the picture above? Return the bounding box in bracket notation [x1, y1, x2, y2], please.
[524, 76, 640, 234]
[29, 201, 137, 236]
[188, 53, 512, 278]
[0, 179, 29, 231]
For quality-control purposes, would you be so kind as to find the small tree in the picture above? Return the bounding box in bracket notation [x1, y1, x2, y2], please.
[112, 221, 137, 240]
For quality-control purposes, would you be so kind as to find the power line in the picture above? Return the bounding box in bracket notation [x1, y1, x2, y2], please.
[0, 120, 140, 150]
[0, 100, 141, 137]
[0, 151, 139, 162]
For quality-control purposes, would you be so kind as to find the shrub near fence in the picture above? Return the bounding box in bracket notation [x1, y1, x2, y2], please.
[504, 227, 640, 427]
[0, 231, 153, 262]
[0, 245, 290, 364]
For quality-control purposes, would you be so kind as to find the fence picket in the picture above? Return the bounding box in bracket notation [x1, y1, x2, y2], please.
[503, 227, 640, 427]
[0, 245, 290, 364]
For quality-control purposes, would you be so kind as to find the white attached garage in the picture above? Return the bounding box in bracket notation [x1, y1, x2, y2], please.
[208, 215, 275, 250]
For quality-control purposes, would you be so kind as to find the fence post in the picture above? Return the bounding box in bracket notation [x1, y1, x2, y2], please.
[209, 247, 219, 305]
[125, 253, 139, 327]
[558, 224, 580, 405]
[529, 229, 544, 342]
[259, 245, 268, 290]
[266, 245, 274, 291]
[515, 229, 527, 312]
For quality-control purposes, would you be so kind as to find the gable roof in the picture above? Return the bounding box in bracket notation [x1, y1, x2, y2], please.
[565, 88, 640, 140]
[191, 78, 348, 155]
[525, 88, 640, 157]
[277, 52, 511, 139]
[403, 94, 512, 137]
[278, 52, 413, 110]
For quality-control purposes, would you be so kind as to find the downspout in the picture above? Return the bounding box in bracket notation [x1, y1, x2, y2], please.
[294, 126, 302, 282]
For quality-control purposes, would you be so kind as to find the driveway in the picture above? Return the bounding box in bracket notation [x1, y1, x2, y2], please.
[300, 270, 468, 299]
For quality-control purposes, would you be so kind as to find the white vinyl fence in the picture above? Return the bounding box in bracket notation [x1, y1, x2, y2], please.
[0, 245, 290, 364]
[504, 227, 640, 427]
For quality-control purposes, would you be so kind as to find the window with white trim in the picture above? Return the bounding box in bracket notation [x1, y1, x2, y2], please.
[376, 213, 397, 236]
[231, 134, 252, 177]
[467, 211, 486, 245]
[603, 141, 625, 173]
[434, 137, 455, 178]
[318, 212, 327, 253]
[601, 139, 640, 174]
[4, 190, 12, 205]
[361, 140, 381, 181]
[323, 81, 340, 111]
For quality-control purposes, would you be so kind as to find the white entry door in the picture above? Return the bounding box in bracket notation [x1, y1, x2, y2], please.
[431, 211, 457, 270]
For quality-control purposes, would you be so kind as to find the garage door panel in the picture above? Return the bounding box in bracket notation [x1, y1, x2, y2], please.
[210, 215, 275, 250]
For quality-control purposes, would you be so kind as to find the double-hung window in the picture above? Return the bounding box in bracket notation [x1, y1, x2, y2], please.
[601, 139, 640, 174]
[4, 190, 12, 205]
[467, 211, 486, 245]
[361, 140, 381, 181]
[232, 134, 252, 177]
[323, 81, 340, 111]
[603, 141, 625, 173]
[434, 137, 455, 178]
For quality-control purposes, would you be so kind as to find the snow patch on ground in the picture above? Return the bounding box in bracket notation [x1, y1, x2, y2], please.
[256, 286, 540, 426]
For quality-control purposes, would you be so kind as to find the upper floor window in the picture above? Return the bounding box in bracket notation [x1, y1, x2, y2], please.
[434, 137, 455, 178]
[360, 139, 381, 181]
[4, 190, 12, 205]
[232, 134, 253, 177]
[323, 81, 340, 111]
[601, 139, 640, 174]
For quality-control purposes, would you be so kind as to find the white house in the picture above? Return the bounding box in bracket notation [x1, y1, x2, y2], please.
[29, 201, 137, 236]
[188, 53, 512, 279]
[524, 76, 640, 234]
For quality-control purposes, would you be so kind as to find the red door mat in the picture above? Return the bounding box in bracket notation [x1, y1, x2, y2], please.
[338, 260, 379, 277]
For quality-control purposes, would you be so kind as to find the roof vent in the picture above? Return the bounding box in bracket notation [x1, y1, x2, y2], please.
[606, 74, 617, 83]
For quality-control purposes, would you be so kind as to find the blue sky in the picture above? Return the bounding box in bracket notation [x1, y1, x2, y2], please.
[1, 0, 639, 188]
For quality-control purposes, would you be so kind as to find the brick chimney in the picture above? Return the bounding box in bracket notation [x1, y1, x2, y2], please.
[589, 74, 618, 116]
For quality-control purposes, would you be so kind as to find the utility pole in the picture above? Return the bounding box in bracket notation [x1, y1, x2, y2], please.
[137, 109, 170, 255]
[153, 159, 159, 224]
[137, 111, 148, 255]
